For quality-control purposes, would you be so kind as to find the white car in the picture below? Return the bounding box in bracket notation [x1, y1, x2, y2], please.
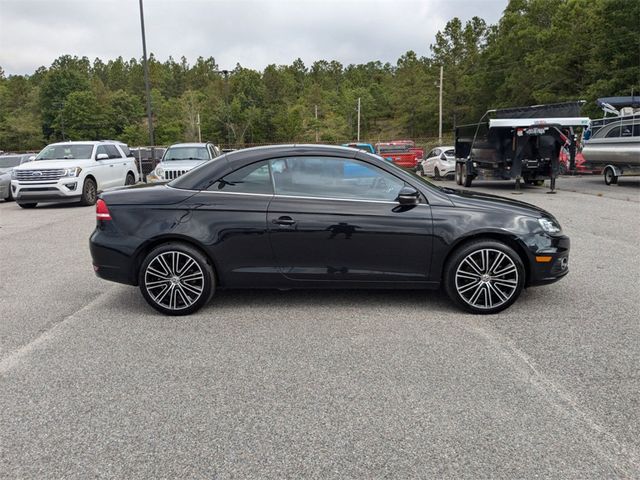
[11, 141, 139, 208]
[147, 142, 220, 182]
[420, 146, 456, 179]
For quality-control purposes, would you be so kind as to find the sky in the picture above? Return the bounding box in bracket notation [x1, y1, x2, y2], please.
[0, 0, 508, 75]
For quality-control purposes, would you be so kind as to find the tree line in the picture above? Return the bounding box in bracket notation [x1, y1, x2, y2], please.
[0, 0, 638, 152]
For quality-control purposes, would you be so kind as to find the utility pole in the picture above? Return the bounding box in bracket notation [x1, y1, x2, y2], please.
[222, 69, 230, 147]
[438, 65, 443, 145]
[357, 97, 361, 142]
[197, 112, 202, 142]
[315, 105, 319, 143]
[138, 0, 154, 148]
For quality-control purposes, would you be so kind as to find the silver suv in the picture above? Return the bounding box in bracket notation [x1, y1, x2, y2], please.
[148, 142, 221, 182]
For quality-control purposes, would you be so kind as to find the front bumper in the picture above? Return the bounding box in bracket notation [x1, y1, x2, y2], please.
[526, 234, 570, 286]
[12, 179, 82, 203]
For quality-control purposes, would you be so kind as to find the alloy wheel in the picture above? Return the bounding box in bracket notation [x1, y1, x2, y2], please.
[144, 250, 205, 311]
[455, 248, 518, 310]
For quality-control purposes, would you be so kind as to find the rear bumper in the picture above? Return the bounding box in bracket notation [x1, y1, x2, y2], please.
[90, 228, 139, 286]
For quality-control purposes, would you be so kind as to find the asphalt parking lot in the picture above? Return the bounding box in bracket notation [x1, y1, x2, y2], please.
[1, 176, 639, 479]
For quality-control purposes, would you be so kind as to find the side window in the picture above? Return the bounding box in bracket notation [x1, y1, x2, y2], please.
[95, 145, 107, 159]
[433, 149, 441, 157]
[104, 144, 122, 158]
[270, 157, 404, 202]
[207, 161, 272, 194]
[118, 144, 131, 157]
[605, 126, 621, 138]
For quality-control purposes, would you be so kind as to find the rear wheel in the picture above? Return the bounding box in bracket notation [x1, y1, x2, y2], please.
[139, 243, 215, 316]
[603, 166, 618, 185]
[444, 239, 525, 314]
[455, 163, 463, 185]
[80, 177, 97, 206]
[461, 164, 473, 187]
[18, 202, 37, 209]
[125, 172, 135, 186]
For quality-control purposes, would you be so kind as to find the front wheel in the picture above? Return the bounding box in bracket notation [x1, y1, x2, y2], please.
[444, 240, 525, 314]
[603, 166, 618, 185]
[434, 166, 441, 180]
[80, 177, 97, 205]
[139, 243, 215, 315]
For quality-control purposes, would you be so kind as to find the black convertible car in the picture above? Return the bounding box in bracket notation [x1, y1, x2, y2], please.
[90, 145, 569, 315]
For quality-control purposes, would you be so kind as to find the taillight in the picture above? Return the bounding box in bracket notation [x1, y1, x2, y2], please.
[96, 199, 112, 220]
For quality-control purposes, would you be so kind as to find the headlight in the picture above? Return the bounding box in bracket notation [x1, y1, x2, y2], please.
[538, 217, 562, 234]
[11, 170, 17, 180]
[63, 167, 82, 177]
[154, 167, 164, 178]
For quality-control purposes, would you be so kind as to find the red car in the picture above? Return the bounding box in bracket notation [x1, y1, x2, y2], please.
[375, 141, 421, 170]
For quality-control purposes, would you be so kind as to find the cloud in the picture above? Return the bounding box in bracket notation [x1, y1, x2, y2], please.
[0, 0, 507, 74]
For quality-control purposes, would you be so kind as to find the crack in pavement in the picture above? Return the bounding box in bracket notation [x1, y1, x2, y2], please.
[463, 318, 640, 479]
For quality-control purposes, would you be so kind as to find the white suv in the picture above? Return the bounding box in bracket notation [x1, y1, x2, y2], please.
[11, 141, 140, 208]
[147, 142, 221, 182]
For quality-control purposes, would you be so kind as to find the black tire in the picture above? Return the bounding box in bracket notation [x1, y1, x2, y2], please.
[80, 177, 97, 206]
[461, 164, 473, 187]
[434, 166, 441, 180]
[603, 167, 618, 186]
[18, 202, 37, 209]
[6, 190, 14, 202]
[444, 239, 525, 314]
[139, 242, 215, 316]
[125, 172, 135, 186]
[455, 163, 463, 185]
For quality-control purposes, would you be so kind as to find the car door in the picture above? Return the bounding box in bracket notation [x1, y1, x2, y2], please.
[103, 144, 126, 186]
[267, 156, 433, 284]
[185, 160, 279, 286]
[93, 145, 115, 190]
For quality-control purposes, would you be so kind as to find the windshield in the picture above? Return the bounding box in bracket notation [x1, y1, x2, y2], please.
[36, 144, 94, 160]
[163, 146, 209, 161]
[0, 156, 22, 168]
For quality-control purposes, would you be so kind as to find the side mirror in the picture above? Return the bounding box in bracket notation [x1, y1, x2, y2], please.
[397, 186, 420, 205]
[28, 155, 36, 162]
[96, 153, 109, 160]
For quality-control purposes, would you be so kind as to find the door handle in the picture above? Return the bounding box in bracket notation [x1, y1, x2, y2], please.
[273, 216, 296, 226]
[109, 164, 114, 167]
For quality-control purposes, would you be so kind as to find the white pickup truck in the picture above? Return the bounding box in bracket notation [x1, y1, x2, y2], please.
[11, 140, 140, 208]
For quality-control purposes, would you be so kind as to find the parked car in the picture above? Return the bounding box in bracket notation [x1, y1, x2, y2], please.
[420, 146, 455, 178]
[341, 142, 375, 154]
[11, 141, 139, 208]
[391, 139, 424, 163]
[0, 154, 34, 201]
[375, 142, 419, 170]
[147, 142, 221, 182]
[90, 144, 570, 316]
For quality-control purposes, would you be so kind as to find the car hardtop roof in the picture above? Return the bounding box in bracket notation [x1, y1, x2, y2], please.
[167, 142, 214, 148]
[225, 144, 359, 160]
[47, 140, 123, 147]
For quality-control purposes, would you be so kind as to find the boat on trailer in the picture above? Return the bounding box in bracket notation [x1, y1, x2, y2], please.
[582, 96, 640, 185]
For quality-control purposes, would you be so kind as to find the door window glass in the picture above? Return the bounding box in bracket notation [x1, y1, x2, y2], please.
[207, 161, 273, 194]
[270, 157, 404, 202]
[95, 145, 107, 158]
[104, 144, 122, 158]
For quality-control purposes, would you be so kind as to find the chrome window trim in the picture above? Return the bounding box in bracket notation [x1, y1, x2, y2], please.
[167, 185, 400, 205]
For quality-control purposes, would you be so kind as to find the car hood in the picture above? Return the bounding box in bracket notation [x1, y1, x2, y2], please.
[158, 160, 206, 169]
[445, 188, 554, 219]
[101, 183, 196, 206]
[14, 159, 93, 170]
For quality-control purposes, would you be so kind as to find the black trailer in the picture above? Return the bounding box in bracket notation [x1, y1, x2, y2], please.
[454, 102, 589, 191]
